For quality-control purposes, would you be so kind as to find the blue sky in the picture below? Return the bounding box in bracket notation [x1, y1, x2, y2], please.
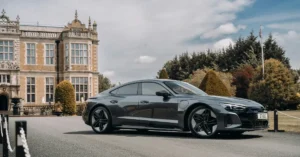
[1, 0, 300, 84]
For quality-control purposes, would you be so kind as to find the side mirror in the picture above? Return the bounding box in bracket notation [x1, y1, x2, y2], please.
[156, 90, 171, 98]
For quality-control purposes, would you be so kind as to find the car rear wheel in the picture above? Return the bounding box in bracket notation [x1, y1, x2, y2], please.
[188, 106, 218, 138]
[90, 106, 112, 134]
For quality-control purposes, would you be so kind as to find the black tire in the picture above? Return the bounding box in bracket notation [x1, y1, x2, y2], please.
[188, 106, 218, 138]
[136, 129, 148, 133]
[229, 131, 245, 137]
[90, 106, 112, 134]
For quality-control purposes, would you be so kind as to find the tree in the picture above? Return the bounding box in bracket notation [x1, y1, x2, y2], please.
[157, 68, 169, 79]
[98, 74, 113, 93]
[184, 68, 236, 96]
[157, 31, 292, 84]
[264, 34, 290, 68]
[232, 64, 255, 98]
[199, 70, 231, 96]
[249, 59, 295, 109]
[55, 80, 76, 115]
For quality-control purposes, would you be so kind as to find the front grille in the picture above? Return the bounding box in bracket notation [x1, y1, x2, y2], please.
[246, 106, 265, 113]
[241, 120, 268, 129]
[238, 106, 268, 129]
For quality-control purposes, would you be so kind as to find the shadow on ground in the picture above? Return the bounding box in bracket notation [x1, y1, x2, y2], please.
[64, 129, 262, 140]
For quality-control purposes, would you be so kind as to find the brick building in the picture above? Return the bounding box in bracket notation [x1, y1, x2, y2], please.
[0, 9, 99, 108]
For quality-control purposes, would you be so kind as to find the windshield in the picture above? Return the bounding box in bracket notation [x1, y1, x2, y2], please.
[163, 81, 208, 96]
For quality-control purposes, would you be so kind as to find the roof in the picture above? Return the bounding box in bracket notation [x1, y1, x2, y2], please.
[20, 25, 64, 32]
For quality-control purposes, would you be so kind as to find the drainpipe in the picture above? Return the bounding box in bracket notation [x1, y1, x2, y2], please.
[55, 40, 60, 84]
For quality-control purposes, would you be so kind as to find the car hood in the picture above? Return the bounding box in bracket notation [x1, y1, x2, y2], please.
[189, 95, 264, 107]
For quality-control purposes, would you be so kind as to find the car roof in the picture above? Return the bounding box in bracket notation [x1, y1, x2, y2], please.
[107, 79, 178, 92]
[124, 78, 178, 84]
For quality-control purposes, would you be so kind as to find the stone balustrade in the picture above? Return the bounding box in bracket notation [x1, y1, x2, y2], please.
[63, 31, 97, 40]
[20, 31, 60, 39]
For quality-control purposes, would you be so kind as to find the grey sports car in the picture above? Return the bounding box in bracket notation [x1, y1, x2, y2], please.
[82, 79, 268, 138]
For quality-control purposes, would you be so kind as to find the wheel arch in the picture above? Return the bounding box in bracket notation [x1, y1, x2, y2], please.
[88, 103, 112, 125]
[183, 102, 213, 131]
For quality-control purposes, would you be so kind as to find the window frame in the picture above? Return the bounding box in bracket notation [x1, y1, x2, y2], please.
[0, 40, 14, 61]
[44, 43, 55, 65]
[45, 77, 54, 102]
[70, 43, 88, 65]
[140, 82, 171, 96]
[71, 77, 89, 102]
[110, 83, 139, 96]
[26, 43, 36, 65]
[26, 77, 36, 103]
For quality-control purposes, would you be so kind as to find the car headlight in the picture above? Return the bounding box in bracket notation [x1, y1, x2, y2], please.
[220, 103, 246, 112]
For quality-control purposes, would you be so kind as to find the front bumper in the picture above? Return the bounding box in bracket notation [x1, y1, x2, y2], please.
[219, 106, 268, 131]
[82, 107, 90, 126]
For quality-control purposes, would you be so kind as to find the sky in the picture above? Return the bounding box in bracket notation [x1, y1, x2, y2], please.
[1, 0, 300, 84]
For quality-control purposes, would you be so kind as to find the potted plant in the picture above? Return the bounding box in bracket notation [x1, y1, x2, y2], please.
[53, 102, 63, 116]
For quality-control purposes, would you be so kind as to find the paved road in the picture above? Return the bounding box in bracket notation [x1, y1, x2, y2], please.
[2, 116, 300, 157]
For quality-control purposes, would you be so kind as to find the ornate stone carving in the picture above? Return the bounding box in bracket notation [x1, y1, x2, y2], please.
[0, 61, 20, 70]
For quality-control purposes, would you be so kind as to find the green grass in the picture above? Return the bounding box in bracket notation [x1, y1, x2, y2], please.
[268, 110, 300, 133]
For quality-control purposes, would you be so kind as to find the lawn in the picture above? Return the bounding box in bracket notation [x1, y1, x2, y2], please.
[268, 110, 300, 133]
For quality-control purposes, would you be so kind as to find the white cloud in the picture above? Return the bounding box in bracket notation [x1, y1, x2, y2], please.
[239, 12, 300, 24]
[267, 22, 300, 31]
[2, 0, 254, 84]
[213, 38, 235, 50]
[134, 56, 156, 64]
[273, 30, 300, 69]
[202, 23, 246, 39]
[103, 71, 115, 78]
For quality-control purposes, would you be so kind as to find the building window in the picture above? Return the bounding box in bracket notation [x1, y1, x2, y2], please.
[26, 43, 36, 64]
[65, 44, 69, 64]
[0, 40, 14, 61]
[26, 77, 35, 103]
[0, 75, 10, 83]
[45, 77, 54, 102]
[71, 43, 88, 65]
[71, 77, 88, 101]
[45, 44, 54, 65]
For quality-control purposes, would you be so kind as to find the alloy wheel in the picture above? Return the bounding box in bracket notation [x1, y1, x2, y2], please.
[189, 107, 218, 137]
[91, 107, 111, 133]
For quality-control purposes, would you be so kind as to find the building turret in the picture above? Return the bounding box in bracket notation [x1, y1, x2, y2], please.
[93, 21, 97, 31]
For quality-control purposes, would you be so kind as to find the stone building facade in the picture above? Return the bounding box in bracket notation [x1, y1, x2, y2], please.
[0, 9, 99, 108]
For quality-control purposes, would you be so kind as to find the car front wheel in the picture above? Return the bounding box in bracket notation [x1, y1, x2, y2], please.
[188, 106, 218, 138]
[90, 106, 112, 134]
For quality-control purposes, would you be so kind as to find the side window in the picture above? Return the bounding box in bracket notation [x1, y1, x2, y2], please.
[142, 83, 168, 95]
[110, 89, 118, 95]
[114, 83, 138, 95]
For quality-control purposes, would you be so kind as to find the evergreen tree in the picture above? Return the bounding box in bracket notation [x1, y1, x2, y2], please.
[199, 70, 231, 96]
[158, 68, 169, 79]
[264, 34, 290, 68]
[98, 74, 113, 93]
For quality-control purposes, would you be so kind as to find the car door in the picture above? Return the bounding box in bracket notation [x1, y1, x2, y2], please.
[138, 82, 179, 128]
[109, 83, 141, 126]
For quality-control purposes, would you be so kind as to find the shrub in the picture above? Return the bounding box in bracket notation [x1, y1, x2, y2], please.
[184, 68, 235, 96]
[55, 80, 76, 115]
[199, 70, 231, 96]
[249, 59, 296, 110]
[158, 68, 169, 79]
[76, 103, 86, 116]
[232, 64, 255, 98]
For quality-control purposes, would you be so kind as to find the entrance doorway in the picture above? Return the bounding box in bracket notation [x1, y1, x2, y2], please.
[0, 94, 8, 110]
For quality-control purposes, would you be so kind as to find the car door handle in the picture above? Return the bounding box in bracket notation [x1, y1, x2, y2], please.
[110, 100, 118, 104]
[140, 100, 149, 104]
